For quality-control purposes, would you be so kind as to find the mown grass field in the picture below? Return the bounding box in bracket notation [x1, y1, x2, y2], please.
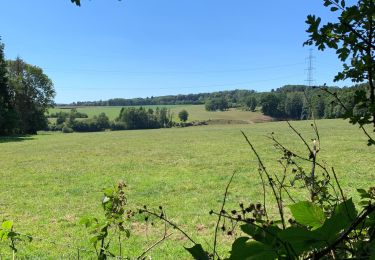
[0, 119, 373, 258]
[49, 105, 272, 123]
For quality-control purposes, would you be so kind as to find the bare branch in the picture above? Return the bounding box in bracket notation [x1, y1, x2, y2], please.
[213, 170, 237, 260]
[140, 208, 197, 245]
[137, 233, 173, 260]
[241, 131, 286, 229]
[286, 120, 313, 156]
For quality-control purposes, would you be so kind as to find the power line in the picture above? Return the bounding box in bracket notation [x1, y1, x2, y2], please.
[56, 73, 305, 91]
[42, 62, 305, 75]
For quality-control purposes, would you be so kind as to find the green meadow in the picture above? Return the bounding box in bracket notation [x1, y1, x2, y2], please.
[49, 105, 272, 123]
[0, 119, 373, 258]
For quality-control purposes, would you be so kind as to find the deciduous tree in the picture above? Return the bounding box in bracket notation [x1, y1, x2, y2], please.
[0, 39, 17, 135]
[305, 0, 375, 141]
[8, 58, 55, 134]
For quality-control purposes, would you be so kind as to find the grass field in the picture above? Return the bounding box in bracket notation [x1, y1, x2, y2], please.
[49, 105, 272, 123]
[0, 119, 373, 258]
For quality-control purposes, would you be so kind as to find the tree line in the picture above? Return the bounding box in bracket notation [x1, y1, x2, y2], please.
[251, 84, 368, 120]
[48, 106, 174, 133]
[68, 84, 366, 121]
[69, 89, 255, 107]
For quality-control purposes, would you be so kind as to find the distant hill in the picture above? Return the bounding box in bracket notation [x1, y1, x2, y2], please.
[62, 83, 368, 121]
[65, 89, 256, 107]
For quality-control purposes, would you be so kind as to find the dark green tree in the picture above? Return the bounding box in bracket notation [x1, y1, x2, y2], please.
[156, 107, 172, 127]
[284, 92, 304, 119]
[115, 107, 171, 130]
[260, 93, 282, 118]
[178, 109, 189, 122]
[0, 39, 17, 135]
[205, 97, 229, 111]
[7, 58, 55, 134]
[95, 112, 110, 130]
[245, 95, 257, 112]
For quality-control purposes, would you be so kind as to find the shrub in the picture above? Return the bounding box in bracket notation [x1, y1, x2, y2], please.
[46, 123, 64, 131]
[68, 113, 110, 132]
[116, 106, 172, 130]
[178, 109, 189, 122]
[61, 125, 73, 133]
[205, 97, 229, 111]
[110, 121, 127, 131]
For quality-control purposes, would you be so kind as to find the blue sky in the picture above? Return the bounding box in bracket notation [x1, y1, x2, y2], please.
[0, 0, 352, 103]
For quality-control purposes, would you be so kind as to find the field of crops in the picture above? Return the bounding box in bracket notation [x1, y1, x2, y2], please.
[0, 119, 373, 258]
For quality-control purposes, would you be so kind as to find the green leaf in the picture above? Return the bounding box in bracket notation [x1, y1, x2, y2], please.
[184, 244, 209, 260]
[316, 199, 357, 242]
[324, 0, 331, 7]
[1, 220, 13, 230]
[79, 216, 94, 227]
[103, 188, 114, 197]
[89, 235, 99, 245]
[357, 188, 367, 194]
[336, 198, 357, 221]
[0, 230, 8, 240]
[71, 0, 81, 6]
[278, 227, 325, 255]
[289, 201, 326, 229]
[240, 224, 281, 246]
[228, 237, 277, 260]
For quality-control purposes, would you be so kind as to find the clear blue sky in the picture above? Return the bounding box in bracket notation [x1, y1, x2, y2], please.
[1, 0, 351, 103]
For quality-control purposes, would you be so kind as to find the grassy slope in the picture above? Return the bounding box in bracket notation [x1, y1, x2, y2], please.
[0, 119, 373, 258]
[49, 105, 271, 123]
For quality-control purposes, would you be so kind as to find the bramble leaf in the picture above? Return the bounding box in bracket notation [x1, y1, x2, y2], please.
[228, 237, 277, 260]
[184, 244, 209, 260]
[1, 220, 13, 230]
[316, 199, 357, 242]
[240, 224, 281, 246]
[278, 227, 325, 255]
[289, 201, 326, 229]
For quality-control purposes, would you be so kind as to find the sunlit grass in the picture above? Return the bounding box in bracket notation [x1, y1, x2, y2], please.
[48, 105, 270, 123]
[0, 119, 373, 258]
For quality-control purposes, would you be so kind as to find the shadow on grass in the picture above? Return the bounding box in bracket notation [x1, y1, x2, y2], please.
[0, 135, 34, 143]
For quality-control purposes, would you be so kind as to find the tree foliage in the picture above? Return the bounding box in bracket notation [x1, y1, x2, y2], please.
[71, 89, 253, 108]
[245, 95, 257, 112]
[205, 97, 229, 111]
[178, 109, 189, 122]
[305, 0, 375, 143]
[257, 84, 368, 120]
[68, 112, 110, 132]
[70, 0, 80, 6]
[7, 58, 55, 134]
[0, 43, 55, 136]
[0, 39, 17, 135]
[115, 106, 172, 130]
